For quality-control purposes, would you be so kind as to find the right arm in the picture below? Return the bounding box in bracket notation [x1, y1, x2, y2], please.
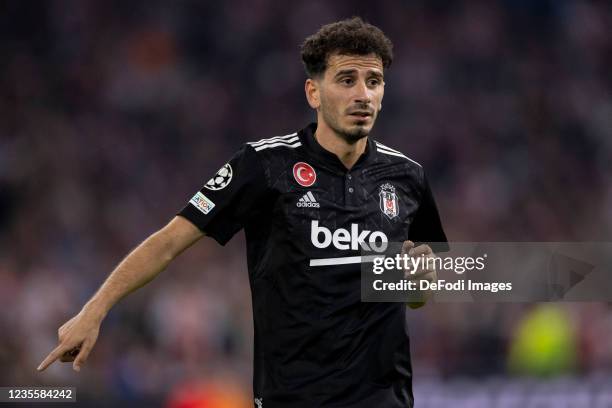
[38, 143, 266, 372]
[37, 215, 204, 372]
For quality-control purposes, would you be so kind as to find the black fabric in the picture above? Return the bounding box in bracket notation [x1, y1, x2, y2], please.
[177, 123, 447, 407]
[177, 144, 269, 245]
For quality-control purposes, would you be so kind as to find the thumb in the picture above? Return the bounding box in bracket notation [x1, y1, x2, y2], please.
[401, 240, 415, 256]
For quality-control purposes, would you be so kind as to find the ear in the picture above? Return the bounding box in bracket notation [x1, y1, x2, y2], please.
[305, 78, 320, 110]
[379, 81, 385, 111]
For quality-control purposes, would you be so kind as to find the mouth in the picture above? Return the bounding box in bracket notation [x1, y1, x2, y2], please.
[348, 111, 373, 119]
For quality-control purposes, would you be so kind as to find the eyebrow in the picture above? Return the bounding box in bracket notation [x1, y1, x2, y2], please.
[334, 69, 384, 78]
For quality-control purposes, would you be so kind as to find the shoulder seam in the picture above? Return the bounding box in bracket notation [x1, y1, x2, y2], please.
[375, 141, 422, 167]
[247, 132, 301, 151]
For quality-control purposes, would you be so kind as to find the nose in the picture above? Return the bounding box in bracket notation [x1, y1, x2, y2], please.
[353, 80, 371, 105]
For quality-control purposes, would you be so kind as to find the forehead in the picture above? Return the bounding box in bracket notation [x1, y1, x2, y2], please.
[325, 53, 383, 75]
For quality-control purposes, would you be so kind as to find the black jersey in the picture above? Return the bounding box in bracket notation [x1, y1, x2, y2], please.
[178, 122, 447, 408]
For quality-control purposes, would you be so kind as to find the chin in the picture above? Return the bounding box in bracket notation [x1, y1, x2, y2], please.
[341, 129, 369, 143]
[347, 123, 372, 138]
[327, 117, 373, 142]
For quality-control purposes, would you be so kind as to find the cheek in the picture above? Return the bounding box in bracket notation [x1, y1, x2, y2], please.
[374, 89, 384, 102]
[320, 91, 342, 113]
[374, 92, 384, 110]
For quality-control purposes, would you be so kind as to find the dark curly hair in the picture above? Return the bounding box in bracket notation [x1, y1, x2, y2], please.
[300, 17, 394, 78]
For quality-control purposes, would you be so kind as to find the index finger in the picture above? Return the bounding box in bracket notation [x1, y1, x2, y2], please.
[37, 344, 69, 372]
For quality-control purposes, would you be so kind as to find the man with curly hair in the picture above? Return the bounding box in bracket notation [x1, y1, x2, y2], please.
[39, 17, 447, 407]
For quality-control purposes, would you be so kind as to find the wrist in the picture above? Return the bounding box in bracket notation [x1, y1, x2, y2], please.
[82, 298, 111, 323]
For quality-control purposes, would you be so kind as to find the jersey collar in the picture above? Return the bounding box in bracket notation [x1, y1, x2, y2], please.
[298, 122, 377, 173]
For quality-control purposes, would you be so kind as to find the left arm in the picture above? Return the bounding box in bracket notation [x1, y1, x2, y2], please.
[402, 240, 437, 309]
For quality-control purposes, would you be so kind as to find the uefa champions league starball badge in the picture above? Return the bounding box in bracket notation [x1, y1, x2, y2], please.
[205, 163, 233, 190]
[379, 183, 399, 219]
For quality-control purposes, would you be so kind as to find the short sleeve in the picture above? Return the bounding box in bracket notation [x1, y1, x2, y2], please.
[177, 144, 268, 245]
[409, 170, 449, 252]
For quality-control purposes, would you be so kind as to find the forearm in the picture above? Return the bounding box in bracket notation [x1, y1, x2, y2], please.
[82, 230, 176, 320]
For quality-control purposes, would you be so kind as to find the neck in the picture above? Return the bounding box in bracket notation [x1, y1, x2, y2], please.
[314, 120, 368, 170]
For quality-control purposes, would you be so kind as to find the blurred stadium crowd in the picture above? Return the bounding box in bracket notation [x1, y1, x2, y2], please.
[1, 0, 611, 406]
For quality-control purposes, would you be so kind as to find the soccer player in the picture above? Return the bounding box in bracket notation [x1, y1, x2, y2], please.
[38, 17, 446, 407]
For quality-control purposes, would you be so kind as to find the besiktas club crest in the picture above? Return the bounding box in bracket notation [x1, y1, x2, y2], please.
[379, 183, 399, 219]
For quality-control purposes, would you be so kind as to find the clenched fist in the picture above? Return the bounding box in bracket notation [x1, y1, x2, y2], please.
[402, 240, 438, 309]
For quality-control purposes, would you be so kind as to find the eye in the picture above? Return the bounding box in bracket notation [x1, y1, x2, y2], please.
[339, 77, 354, 85]
[368, 78, 382, 87]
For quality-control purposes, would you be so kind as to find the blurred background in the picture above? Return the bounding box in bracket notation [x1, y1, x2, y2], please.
[1, 0, 611, 407]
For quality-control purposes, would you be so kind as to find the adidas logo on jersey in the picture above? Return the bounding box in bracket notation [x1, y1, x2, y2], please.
[297, 191, 320, 208]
